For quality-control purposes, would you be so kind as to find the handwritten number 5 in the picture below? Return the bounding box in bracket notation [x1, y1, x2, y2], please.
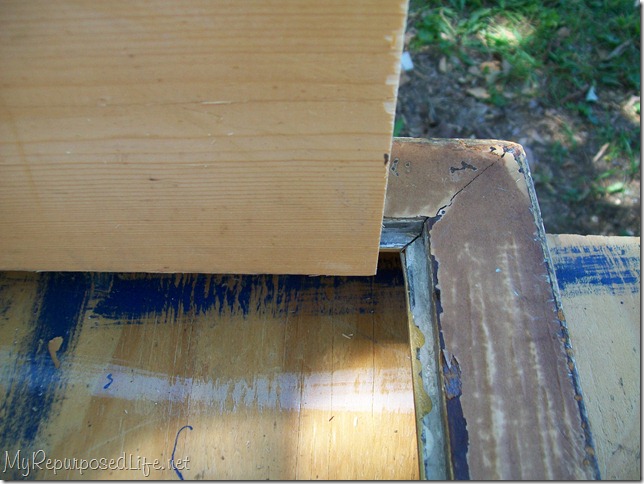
[103, 373, 114, 389]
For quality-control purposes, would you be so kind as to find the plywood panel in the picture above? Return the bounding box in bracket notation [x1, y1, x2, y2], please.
[0, 254, 419, 480]
[547, 234, 640, 480]
[0, 1, 408, 275]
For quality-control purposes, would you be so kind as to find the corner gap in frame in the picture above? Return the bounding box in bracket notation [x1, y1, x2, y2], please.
[380, 217, 427, 251]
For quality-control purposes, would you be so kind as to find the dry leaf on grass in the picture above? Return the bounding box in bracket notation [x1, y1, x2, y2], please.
[466, 87, 490, 100]
[438, 56, 448, 73]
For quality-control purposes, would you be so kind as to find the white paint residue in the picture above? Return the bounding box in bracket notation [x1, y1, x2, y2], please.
[0, 352, 414, 414]
[110, 367, 413, 413]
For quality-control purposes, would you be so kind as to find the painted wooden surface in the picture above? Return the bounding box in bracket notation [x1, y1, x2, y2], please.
[401, 233, 448, 480]
[0, 1, 408, 276]
[386, 138, 597, 479]
[4, 135, 629, 481]
[0, 254, 419, 480]
[547, 234, 640, 480]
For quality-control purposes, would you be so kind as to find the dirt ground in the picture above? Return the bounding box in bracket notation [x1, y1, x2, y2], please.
[395, 47, 641, 237]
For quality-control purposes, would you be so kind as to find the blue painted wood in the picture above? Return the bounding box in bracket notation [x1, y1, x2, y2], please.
[549, 242, 640, 296]
[0, 254, 418, 480]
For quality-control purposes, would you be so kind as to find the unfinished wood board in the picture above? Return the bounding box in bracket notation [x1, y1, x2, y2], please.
[0, 1, 408, 275]
[0, 254, 419, 480]
[547, 234, 640, 480]
[386, 138, 597, 479]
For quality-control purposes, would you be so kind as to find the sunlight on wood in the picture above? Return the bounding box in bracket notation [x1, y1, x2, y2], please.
[0, 254, 419, 480]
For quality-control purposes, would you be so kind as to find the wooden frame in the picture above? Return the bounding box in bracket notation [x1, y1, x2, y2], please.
[0, 138, 600, 480]
[382, 138, 599, 479]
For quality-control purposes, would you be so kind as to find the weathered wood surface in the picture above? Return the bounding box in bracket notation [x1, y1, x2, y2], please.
[401, 234, 448, 480]
[0, 1, 408, 275]
[547, 234, 640, 480]
[0, 254, 419, 480]
[386, 138, 598, 479]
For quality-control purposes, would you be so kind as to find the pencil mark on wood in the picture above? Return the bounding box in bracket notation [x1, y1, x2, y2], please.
[449, 161, 477, 173]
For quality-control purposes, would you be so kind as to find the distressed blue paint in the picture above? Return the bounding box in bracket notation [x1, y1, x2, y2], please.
[445, 397, 470, 480]
[91, 255, 404, 324]
[550, 245, 639, 295]
[428, 247, 470, 479]
[0, 273, 90, 451]
[0, 255, 405, 479]
[443, 356, 463, 400]
[92, 274, 258, 321]
[441, 353, 470, 480]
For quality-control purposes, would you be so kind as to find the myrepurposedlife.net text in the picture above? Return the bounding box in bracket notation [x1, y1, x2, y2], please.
[2, 449, 190, 477]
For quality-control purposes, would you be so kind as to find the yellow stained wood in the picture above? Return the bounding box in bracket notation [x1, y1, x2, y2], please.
[547, 234, 640, 480]
[0, 1, 408, 275]
[0, 254, 419, 480]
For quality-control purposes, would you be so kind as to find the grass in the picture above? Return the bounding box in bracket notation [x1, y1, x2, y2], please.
[408, 0, 640, 225]
[409, 0, 640, 100]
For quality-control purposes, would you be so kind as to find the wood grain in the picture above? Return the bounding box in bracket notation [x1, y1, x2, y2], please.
[387, 138, 598, 479]
[0, 254, 419, 480]
[0, 1, 408, 275]
[547, 234, 640, 480]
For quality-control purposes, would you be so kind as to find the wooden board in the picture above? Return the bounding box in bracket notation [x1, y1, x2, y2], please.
[0, 254, 419, 480]
[547, 234, 640, 480]
[385, 138, 597, 479]
[0, 1, 408, 275]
